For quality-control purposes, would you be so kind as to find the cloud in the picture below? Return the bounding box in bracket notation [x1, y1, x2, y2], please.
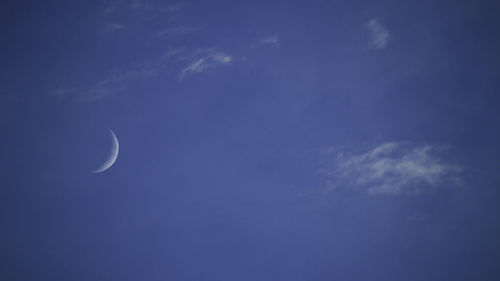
[102, 0, 123, 14]
[130, 1, 146, 10]
[104, 23, 124, 32]
[77, 48, 183, 102]
[365, 19, 389, 49]
[51, 88, 72, 97]
[320, 142, 463, 195]
[54, 46, 232, 102]
[180, 49, 232, 80]
[163, 2, 184, 13]
[157, 26, 200, 37]
[103, 1, 182, 19]
[259, 36, 279, 47]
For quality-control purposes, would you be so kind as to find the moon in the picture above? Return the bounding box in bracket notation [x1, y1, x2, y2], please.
[92, 129, 119, 173]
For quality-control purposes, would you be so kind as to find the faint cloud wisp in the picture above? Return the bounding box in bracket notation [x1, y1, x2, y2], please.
[259, 36, 280, 47]
[320, 142, 463, 195]
[104, 23, 124, 32]
[180, 49, 232, 80]
[103, 1, 182, 19]
[365, 19, 389, 49]
[77, 48, 183, 102]
[157, 25, 200, 37]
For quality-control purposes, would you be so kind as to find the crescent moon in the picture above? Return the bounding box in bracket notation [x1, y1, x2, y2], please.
[92, 129, 119, 173]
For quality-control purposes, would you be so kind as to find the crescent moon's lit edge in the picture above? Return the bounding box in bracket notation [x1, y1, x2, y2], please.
[92, 129, 119, 173]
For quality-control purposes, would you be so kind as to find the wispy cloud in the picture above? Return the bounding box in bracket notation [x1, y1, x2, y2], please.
[104, 23, 124, 32]
[55, 46, 233, 102]
[130, 1, 148, 10]
[365, 19, 389, 50]
[259, 36, 280, 47]
[163, 2, 184, 13]
[180, 49, 232, 80]
[51, 88, 72, 97]
[103, 1, 183, 19]
[320, 142, 463, 195]
[157, 25, 200, 37]
[61, 0, 236, 100]
[76, 48, 183, 102]
[102, 0, 123, 14]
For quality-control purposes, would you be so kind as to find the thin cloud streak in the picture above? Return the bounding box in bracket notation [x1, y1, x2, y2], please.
[67, 40, 265, 101]
[365, 19, 389, 49]
[320, 142, 463, 195]
[157, 26, 200, 37]
[55, 47, 232, 102]
[104, 23, 124, 32]
[259, 36, 279, 47]
[77, 48, 183, 102]
[103, 1, 183, 19]
[180, 49, 232, 80]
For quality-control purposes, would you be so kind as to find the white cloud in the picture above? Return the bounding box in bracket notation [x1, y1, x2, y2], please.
[320, 142, 463, 195]
[104, 23, 124, 32]
[51, 88, 72, 97]
[259, 36, 279, 47]
[180, 50, 232, 80]
[157, 26, 200, 37]
[103, 1, 182, 19]
[76, 48, 183, 102]
[56, 46, 232, 102]
[130, 1, 145, 9]
[102, 0, 123, 14]
[163, 2, 184, 13]
[365, 19, 389, 49]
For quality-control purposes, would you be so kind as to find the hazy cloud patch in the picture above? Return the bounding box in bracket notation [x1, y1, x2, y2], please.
[157, 25, 200, 37]
[180, 49, 232, 80]
[319, 142, 463, 195]
[103, 1, 182, 19]
[104, 23, 124, 32]
[55, 46, 233, 102]
[365, 19, 389, 49]
[259, 36, 280, 47]
[102, 0, 123, 14]
[68, 48, 183, 102]
[163, 2, 184, 13]
[51, 88, 73, 97]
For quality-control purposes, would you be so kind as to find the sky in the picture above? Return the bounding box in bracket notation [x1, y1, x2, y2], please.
[1, 0, 500, 280]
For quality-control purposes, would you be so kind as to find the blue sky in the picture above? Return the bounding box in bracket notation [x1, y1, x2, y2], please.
[1, 0, 500, 280]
